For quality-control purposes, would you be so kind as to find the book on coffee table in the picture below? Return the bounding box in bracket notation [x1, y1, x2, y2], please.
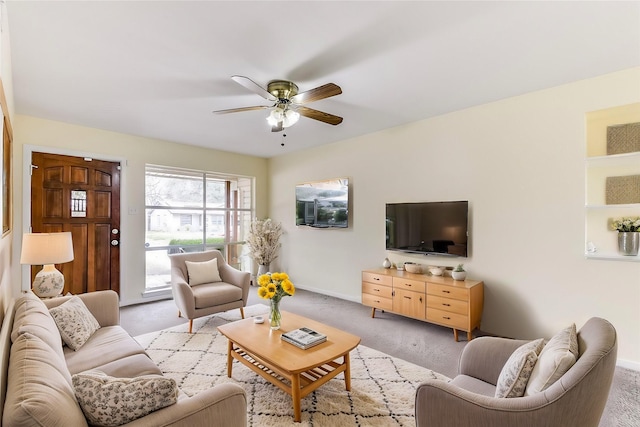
[281, 327, 327, 350]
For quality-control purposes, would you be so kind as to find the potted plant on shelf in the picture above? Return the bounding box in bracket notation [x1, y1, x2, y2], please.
[246, 218, 283, 275]
[451, 264, 467, 281]
[610, 216, 640, 256]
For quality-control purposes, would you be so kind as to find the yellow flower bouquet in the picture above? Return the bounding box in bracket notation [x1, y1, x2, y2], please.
[257, 272, 295, 330]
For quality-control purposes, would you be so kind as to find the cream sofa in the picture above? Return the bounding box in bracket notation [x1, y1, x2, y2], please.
[0, 290, 247, 426]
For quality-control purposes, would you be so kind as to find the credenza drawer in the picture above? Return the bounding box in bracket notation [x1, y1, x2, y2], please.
[427, 283, 469, 301]
[426, 308, 468, 330]
[362, 272, 393, 287]
[392, 277, 426, 293]
[427, 295, 468, 316]
[362, 293, 393, 311]
[362, 281, 393, 299]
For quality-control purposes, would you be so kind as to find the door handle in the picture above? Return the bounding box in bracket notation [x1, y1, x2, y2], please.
[111, 239, 119, 246]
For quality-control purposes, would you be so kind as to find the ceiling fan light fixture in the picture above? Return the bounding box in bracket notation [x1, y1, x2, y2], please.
[282, 109, 300, 128]
[266, 108, 283, 126]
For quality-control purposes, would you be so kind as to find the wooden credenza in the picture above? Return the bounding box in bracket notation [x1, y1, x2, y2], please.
[362, 268, 484, 341]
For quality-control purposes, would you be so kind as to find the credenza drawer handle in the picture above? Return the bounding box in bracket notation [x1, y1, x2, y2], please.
[443, 316, 451, 320]
[405, 283, 412, 286]
[373, 288, 380, 292]
[442, 290, 450, 294]
[442, 303, 451, 307]
[374, 277, 380, 281]
[404, 296, 411, 300]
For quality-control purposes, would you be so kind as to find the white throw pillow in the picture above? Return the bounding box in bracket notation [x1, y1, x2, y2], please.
[185, 257, 222, 286]
[72, 370, 178, 426]
[495, 338, 544, 398]
[525, 324, 578, 395]
[49, 296, 101, 351]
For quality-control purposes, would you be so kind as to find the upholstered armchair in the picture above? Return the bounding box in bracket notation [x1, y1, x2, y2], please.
[169, 250, 250, 333]
[415, 317, 617, 427]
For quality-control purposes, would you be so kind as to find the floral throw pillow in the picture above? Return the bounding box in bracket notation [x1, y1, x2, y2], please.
[49, 296, 101, 351]
[185, 257, 222, 286]
[72, 370, 179, 426]
[495, 338, 544, 398]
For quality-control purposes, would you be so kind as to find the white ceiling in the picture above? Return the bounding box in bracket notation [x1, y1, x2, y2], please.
[6, 1, 640, 158]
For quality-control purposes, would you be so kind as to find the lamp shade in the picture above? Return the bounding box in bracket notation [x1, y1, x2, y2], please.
[20, 232, 74, 265]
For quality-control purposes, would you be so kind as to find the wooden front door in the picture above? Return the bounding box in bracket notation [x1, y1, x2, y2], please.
[30, 152, 121, 295]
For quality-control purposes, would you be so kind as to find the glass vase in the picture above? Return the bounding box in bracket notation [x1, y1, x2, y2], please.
[270, 299, 282, 330]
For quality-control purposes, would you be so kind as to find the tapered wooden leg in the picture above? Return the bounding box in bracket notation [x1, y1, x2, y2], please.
[453, 329, 459, 342]
[189, 319, 193, 334]
[226, 340, 233, 377]
[292, 373, 301, 422]
[240, 307, 245, 319]
[371, 307, 376, 318]
[467, 331, 473, 341]
[344, 353, 352, 391]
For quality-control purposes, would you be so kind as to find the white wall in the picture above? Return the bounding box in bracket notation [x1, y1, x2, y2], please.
[12, 115, 268, 305]
[269, 68, 640, 367]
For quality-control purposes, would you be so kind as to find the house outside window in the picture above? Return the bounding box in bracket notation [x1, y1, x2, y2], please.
[144, 165, 254, 292]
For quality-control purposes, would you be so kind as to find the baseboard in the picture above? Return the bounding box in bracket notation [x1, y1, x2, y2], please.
[617, 358, 640, 371]
[120, 289, 172, 307]
[294, 284, 361, 304]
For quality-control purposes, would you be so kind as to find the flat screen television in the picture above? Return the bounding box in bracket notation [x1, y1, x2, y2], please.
[295, 178, 349, 228]
[386, 201, 468, 257]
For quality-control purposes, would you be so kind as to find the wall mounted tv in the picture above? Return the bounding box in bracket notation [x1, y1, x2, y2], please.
[295, 178, 349, 228]
[386, 201, 468, 257]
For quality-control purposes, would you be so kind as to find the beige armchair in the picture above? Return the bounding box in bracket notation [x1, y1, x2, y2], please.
[415, 317, 617, 427]
[169, 250, 250, 333]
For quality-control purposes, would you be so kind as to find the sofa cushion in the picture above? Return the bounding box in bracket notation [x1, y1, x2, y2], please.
[3, 332, 87, 427]
[49, 296, 101, 351]
[525, 324, 579, 395]
[11, 292, 65, 361]
[93, 353, 164, 378]
[185, 257, 222, 286]
[495, 338, 544, 398]
[64, 326, 149, 375]
[72, 370, 179, 426]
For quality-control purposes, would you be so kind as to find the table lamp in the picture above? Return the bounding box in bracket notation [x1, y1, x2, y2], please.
[20, 232, 74, 298]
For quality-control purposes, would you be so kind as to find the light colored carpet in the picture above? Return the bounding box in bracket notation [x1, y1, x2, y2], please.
[135, 305, 450, 426]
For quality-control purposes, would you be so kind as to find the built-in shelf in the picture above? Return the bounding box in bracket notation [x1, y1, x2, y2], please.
[585, 253, 640, 262]
[585, 103, 640, 262]
[585, 204, 640, 210]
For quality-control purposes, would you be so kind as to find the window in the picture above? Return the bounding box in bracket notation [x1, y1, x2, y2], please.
[144, 165, 254, 292]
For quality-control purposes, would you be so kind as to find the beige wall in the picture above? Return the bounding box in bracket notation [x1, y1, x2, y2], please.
[0, 1, 14, 320]
[269, 68, 640, 368]
[12, 115, 269, 304]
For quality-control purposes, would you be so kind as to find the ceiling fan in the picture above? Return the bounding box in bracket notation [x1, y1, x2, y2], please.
[213, 75, 343, 132]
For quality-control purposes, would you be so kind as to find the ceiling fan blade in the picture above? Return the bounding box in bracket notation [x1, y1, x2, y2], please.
[212, 105, 270, 114]
[291, 83, 342, 104]
[271, 121, 284, 132]
[231, 75, 276, 101]
[296, 106, 343, 125]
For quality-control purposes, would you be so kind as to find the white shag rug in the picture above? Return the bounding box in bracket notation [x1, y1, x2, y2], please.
[135, 305, 450, 426]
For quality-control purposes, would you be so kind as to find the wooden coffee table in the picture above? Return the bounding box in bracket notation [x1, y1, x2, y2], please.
[217, 311, 361, 422]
